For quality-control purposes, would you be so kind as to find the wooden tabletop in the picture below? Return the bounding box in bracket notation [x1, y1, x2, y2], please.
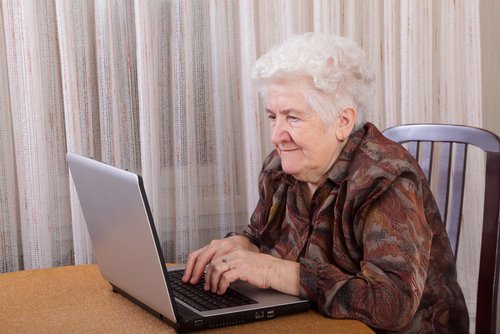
[0, 265, 374, 333]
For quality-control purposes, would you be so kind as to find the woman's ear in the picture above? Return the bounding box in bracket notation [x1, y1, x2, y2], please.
[335, 108, 357, 141]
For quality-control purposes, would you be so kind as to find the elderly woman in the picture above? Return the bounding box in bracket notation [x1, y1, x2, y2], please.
[182, 33, 468, 333]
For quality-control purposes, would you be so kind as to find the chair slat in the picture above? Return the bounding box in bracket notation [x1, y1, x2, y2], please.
[436, 142, 452, 224]
[446, 143, 467, 258]
[406, 141, 418, 158]
[418, 141, 433, 181]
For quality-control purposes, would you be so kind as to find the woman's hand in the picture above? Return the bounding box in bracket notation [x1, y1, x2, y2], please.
[182, 235, 258, 285]
[182, 236, 300, 296]
[204, 250, 300, 296]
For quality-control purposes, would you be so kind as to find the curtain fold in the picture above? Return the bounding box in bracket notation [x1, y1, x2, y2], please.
[2, 0, 73, 270]
[0, 0, 20, 273]
[56, 0, 99, 265]
[0, 0, 484, 330]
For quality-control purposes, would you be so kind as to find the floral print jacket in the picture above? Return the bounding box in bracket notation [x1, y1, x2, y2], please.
[242, 123, 468, 333]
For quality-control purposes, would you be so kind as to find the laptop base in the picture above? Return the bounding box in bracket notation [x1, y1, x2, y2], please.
[111, 282, 309, 332]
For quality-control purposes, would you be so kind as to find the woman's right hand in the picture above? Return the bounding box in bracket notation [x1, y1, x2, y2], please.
[181, 235, 258, 285]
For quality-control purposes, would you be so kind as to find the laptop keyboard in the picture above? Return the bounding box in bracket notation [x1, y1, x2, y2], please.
[168, 270, 258, 311]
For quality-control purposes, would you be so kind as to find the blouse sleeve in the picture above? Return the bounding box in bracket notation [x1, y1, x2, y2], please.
[241, 152, 278, 248]
[299, 175, 432, 331]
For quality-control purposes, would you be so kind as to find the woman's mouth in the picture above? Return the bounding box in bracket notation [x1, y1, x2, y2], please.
[278, 146, 301, 153]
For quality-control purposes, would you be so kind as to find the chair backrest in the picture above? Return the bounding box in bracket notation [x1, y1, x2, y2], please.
[382, 123, 500, 334]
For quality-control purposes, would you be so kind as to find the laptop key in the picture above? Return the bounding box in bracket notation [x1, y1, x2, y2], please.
[168, 270, 257, 311]
[172, 291, 210, 311]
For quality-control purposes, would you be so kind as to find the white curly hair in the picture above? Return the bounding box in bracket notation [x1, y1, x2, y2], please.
[253, 33, 375, 130]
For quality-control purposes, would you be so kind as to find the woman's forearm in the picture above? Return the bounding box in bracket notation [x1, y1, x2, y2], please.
[267, 257, 300, 296]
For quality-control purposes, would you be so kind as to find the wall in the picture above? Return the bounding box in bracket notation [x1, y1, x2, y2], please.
[481, 0, 500, 136]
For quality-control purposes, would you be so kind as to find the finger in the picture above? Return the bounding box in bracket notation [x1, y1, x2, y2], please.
[206, 251, 245, 291]
[186, 239, 238, 285]
[182, 248, 204, 282]
[203, 257, 216, 290]
[217, 269, 239, 295]
[190, 246, 219, 284]
[182, 245, 214, 284]
[206, 258, 231, 293]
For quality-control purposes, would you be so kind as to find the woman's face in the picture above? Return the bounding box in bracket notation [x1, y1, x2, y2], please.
[266, 80, 346, 185]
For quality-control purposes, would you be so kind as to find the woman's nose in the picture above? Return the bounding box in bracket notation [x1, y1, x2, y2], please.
[271, 120, 291, 145]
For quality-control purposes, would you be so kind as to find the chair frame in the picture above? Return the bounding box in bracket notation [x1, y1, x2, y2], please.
[382, 124, 500, 334]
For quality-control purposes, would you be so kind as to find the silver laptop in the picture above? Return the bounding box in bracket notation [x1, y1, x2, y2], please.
[67, 152, 310, 332]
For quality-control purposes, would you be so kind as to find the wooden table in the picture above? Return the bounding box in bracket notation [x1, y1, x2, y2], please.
[0, 265, 374, 333]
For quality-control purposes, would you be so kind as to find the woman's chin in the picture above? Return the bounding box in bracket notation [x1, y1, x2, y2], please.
[281, 164, 302, 178]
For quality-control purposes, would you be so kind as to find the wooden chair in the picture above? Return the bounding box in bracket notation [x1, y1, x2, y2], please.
[382, 124, 500, 334]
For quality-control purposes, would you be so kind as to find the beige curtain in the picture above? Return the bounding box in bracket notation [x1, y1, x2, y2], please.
[0, 0, 483, 330]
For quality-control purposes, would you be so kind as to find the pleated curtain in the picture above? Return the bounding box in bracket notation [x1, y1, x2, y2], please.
[0, 0, 483, 330]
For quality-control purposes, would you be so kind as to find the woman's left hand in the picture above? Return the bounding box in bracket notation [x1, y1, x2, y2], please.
[204, 249, 300, 296]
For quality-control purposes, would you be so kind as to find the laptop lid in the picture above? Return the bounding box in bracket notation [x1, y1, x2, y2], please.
[67, 153, 310, 331]
[67, 152, 179, 323]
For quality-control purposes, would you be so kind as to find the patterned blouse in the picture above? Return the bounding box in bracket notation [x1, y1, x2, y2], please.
[242, 123, 468, 333]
